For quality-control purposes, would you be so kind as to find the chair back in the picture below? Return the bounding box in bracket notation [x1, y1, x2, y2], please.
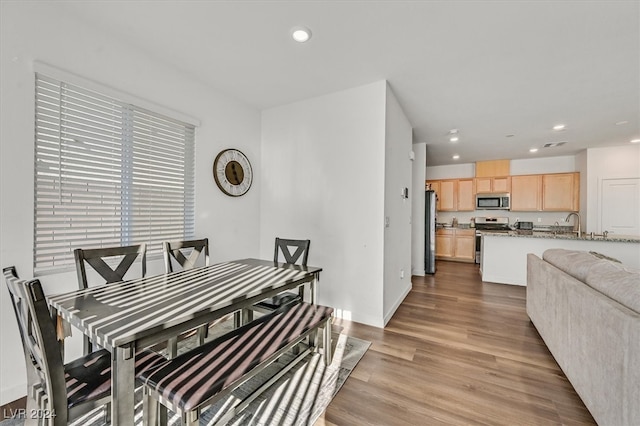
[3, 267, 69, 424]
[163, 238, 209, 273]
[74, 243, 147, 289]
[274, 238, 310, 266]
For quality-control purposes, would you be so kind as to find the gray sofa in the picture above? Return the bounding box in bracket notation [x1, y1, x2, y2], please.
[527, 249, 640, 426]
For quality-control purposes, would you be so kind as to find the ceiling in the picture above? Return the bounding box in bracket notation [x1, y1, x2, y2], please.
[58, 0, 639, 166]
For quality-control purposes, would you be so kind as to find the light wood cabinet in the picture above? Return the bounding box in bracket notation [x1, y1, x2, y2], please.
[542, 173, 579, 211]
[475, 176, 511, 193]
[457, 179, 476, 211]
[438, 180, 457, 211]
[435, 229, 454, 258]
[475, 160, 510, 178]
[426, 180, 441, 211]
[436, 228, 475, 262]
[511, 175, 542, 211]
[511, 172, 580, 212]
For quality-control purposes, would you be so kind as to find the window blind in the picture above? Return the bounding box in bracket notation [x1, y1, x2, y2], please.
[34, 73, 195, 273]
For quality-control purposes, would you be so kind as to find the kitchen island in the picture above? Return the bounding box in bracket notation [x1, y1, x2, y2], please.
[480, 231, 640, 285]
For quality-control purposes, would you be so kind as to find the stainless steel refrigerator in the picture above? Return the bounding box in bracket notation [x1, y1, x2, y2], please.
[425, 190, 436, 274]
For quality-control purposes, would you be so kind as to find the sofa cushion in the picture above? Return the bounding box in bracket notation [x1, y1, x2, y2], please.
[585, 261, 640, 314]
[542, 249, 606, 282]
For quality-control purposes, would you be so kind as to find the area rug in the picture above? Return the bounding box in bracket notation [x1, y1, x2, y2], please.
[1, 330, 369, 426]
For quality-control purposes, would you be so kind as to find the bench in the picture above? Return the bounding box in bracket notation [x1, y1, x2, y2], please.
[140, 302, 334, 425]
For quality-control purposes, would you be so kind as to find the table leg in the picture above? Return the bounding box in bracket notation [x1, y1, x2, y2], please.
[111, 343, 135, 425]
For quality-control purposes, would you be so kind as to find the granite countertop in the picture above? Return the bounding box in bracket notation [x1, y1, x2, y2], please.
[480, 230, 640, 243]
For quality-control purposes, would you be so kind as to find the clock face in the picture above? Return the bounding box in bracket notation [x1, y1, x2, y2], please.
[213, 149, 253, 197]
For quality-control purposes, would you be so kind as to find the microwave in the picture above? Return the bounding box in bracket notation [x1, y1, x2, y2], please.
[476, 193, 510, 210]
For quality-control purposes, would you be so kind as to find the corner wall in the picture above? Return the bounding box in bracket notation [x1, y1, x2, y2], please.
[382, 85, 413, 324]
[260, 82, 387, 327]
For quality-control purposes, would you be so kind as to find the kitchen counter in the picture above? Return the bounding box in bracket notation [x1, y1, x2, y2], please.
[480, 231, 640, 286]
[479, 230, 640, 243]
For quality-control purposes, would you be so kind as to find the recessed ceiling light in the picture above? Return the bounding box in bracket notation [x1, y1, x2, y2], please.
[291, 26, 312, 43]
[448, 129, 459, 142]
[631, 138, 640, 144]
[449, 136, 459, 142]
[552, 124, 566, 131]
[529, 148, 539, 153]
[616, 121, 629, 126]
[452, 154, 460, 160]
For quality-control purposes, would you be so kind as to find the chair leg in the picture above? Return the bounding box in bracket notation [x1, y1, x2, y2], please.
[168, 336, 178, 359]
[83, 335, 93, 355]
[197, 325, 207, 345]
[143, 387, 160, 426]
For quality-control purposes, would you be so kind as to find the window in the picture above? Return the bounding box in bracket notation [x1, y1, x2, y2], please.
[34, 73, 195, 274]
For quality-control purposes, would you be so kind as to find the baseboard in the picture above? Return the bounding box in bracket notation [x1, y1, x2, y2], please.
[383, 282, 412, 326]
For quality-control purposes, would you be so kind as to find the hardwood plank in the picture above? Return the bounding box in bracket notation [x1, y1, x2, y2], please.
[317, 260, 596, 425]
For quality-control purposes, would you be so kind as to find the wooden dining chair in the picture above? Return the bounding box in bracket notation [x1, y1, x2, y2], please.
[162, 239, 212, 356]
[74, 243, 146, 354]
[246, 238, 310, 322]
[163, 238, 209, 272]
[3, 266, 166, 426]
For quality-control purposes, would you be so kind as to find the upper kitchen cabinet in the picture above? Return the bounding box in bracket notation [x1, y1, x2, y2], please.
[511, 172, 580, 212]
[438, 180, 457, 211]
[475, 160, 510, 178]
[426, 179, 473, 211]
[475, 176, 511, 193]
[511, 174, 542, 211]
[542, 173, 579, 211]
[457, 179, 476, 211]
[426, 180, 441, 211]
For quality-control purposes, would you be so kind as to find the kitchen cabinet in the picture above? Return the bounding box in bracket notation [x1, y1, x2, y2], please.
[475, 160, 510, 178]
[426, 180, 441, 211]
[426, 179, 471, 211]
[511, 172, 580, 212]
[542, 173, 579, 211]
[511, 175, 542, 211]
[457, 179, 476, 211]
[438, 180, 457, 211]
[475, 176, 511, 193]
[435, 229, 454, 258]
[436, 228, 475, 262]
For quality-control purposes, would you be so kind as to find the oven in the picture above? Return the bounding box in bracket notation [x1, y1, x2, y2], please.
[474, 217, 511, 264]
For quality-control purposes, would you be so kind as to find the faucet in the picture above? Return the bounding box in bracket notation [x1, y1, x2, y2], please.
[565, 212, 581, 237]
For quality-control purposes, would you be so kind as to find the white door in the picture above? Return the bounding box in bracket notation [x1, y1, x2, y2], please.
[601, 178, 640, 235]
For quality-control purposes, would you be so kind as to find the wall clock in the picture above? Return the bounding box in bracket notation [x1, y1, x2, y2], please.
[213, 149, 253, 197]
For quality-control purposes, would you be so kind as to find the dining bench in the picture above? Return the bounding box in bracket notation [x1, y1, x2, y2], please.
[141, 302, 334, 426]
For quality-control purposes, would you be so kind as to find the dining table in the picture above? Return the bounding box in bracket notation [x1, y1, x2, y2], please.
[47, 258, 322, 425]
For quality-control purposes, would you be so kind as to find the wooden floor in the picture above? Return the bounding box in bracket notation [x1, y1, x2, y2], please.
[315, 260, 596, 426]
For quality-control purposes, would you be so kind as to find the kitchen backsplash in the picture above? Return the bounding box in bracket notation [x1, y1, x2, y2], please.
[436, 211, 579, 227]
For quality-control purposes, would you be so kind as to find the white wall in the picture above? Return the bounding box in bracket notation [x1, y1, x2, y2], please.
[382, 85, 413, 324]
[260, 82, 387, 327]
[411, 143, 427, 276]
[0, 2, 261, 405]
[585, 144, 640, 233]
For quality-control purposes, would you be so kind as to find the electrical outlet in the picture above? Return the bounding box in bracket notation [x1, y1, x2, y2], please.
[559, 217, 565, 223]
[400, 269, 405, 279]
[537, 217, 542, 223]
[385, 216, 390, 228]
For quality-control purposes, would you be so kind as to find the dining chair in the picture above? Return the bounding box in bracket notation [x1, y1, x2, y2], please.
[162, 239, 212, 357]
[246, 238, 310, 322]
[74, 243, 146, 354]
[3, 266, 166, 426]
[163, 238, 209, 272]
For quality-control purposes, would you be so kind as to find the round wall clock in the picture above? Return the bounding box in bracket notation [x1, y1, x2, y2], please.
[213, 149, 253, 197]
